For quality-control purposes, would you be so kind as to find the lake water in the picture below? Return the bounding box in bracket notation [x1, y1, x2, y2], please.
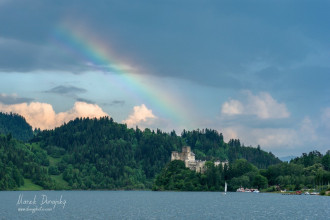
[0, 191, 329, 219]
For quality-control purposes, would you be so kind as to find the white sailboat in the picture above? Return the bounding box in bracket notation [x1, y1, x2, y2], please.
[224, 181, 227, 195]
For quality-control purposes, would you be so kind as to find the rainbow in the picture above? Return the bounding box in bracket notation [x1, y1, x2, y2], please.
[51, 22, 194, 129]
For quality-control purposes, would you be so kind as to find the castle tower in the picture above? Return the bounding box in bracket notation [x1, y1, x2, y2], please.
[171, 151, 180, 161]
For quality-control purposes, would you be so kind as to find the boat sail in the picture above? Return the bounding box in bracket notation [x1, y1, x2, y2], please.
[224, 181, 227, 194]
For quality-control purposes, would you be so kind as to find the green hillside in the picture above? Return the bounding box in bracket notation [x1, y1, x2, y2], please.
[3, 115, 326, 192]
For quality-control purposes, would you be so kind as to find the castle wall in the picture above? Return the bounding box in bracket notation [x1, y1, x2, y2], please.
[171, 147, 226, 174]
[171, 151, 180, 161]
[214, 160, 229, 168]
[195, 160, 206, 173]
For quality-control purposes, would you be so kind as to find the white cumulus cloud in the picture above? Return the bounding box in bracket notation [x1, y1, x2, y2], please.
[0, 101, 108, 130]
[123, 104, 156, 128]
[221, 99, 243, 115]
[221, 91, 290, 119]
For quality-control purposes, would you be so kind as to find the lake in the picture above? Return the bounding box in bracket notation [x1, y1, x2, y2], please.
[0, 191, 329, 219]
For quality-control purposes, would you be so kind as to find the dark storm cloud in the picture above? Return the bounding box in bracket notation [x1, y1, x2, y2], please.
[45, 85, 87, 95]
[0, 94, 33, 104]
[0, 37, 92, 72]
[0, 0, 330, 90]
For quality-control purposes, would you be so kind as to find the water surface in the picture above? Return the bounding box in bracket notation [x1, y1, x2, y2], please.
[1, 191, 329, 219]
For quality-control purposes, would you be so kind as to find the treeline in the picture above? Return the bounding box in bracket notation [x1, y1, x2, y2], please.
[0, 115, 282, 190]
[265, 150, 330, 191]
[31, 117, 280, 190]
[153, 159, 267, 191]
[0, 112, 33, 141]
[153, 150, 330, 193]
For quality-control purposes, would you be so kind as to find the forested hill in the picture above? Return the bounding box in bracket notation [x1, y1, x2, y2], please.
[34, 117, 280, 170]
[0, 112, 33, 141]
[1, 115, 328, 192]
[0, 115, 281, 190]
[27, 117, 279, 189]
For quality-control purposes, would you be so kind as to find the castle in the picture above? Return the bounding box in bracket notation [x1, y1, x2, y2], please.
[171, 146, 228, 173]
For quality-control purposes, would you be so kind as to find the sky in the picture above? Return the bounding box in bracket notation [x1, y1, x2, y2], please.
[0, 0, 330, 157]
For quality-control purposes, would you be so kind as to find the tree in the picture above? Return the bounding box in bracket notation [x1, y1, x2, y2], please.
[230, 159, 258, 178]
[322, 154, 330, 171]
[253, 174, 268, 189]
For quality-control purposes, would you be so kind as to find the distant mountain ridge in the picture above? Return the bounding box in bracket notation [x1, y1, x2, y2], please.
[0, 112, 33, 141]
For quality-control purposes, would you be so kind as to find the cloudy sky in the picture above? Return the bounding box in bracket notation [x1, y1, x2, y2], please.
[1, 0, 329, 157]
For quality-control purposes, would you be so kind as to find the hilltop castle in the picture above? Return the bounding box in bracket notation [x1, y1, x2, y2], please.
[171, 146, 228, 173]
